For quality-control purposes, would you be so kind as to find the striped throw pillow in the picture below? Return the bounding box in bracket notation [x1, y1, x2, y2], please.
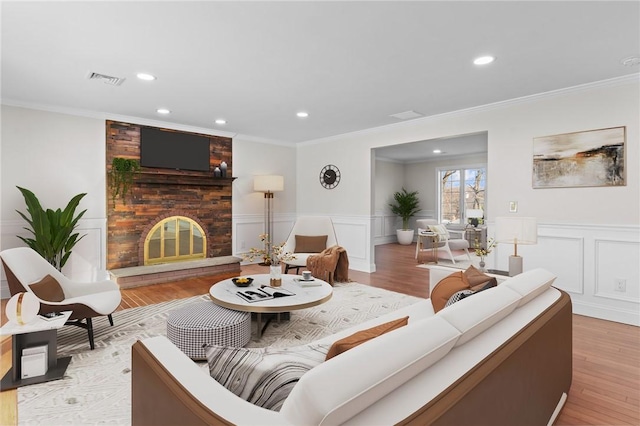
[204, 343, 330, 411]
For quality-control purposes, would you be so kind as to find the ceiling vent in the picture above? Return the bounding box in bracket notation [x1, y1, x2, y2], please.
[621, 56, 640, 67]
[87, 72, 125, 86]
[389, 110, 423, 120]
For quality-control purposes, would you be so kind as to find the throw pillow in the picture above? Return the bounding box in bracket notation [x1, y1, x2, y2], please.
[464, 265, 494, 290]
[29, 274, 65, 302]
[476, 277, 498, 292]
[445, 289, 476, 308]
[443, 277, 498, 309]
[428, 224, 449, 241]
[430, 271, 471, 313]
[204, 343, 329, 411]
[325, 316, 409, 361]
[294, 235, 328, 253]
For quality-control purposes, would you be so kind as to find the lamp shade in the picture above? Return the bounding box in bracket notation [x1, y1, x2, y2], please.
[495, 217, 538, 245]
[6, 292, 40, 325]
[254, 175, 284, 193]
[466, 209, 484, 219]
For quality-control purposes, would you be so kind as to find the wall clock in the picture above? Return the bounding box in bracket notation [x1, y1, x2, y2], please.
[320, 164, 341, 189]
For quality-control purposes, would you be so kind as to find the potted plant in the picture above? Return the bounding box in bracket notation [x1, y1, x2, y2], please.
[109, 157, 140, 205]
[389, 188, 421, 245]
[15, 186, 87, 271]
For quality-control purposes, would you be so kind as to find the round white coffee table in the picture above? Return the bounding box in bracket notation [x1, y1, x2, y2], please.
[209, 274, 333, 337]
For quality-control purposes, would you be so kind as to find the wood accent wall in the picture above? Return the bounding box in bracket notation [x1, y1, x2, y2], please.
[106, 121, 233, 270]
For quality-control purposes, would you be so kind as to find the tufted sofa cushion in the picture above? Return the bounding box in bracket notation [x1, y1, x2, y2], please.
[503, 268, 557, 307]
[279, 315, 461, 425]
[437, 285, 522, 347]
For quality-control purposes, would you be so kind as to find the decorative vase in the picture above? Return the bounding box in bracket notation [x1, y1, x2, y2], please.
[479, 257, 486, 272]
[269, 264, 282, 287]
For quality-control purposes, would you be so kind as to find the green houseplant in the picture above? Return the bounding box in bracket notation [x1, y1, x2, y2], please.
[109, 157, 140, 204]
[16, 186, 87, 271]
[389, 187, 421, 245]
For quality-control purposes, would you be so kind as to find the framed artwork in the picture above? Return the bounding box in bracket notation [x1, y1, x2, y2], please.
[533, 126, 626, 188]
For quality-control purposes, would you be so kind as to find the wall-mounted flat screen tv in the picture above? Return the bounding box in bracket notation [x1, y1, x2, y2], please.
[140, 127, 210, 172]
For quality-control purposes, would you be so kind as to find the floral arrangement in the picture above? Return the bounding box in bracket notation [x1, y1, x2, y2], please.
[243, 233, 296, 266]
[474, 237, 497, 258]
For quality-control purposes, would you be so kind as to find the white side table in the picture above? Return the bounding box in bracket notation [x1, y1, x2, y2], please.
[1, 311, 72, 390]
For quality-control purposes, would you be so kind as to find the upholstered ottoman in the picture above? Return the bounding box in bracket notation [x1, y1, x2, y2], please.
[166, 302, 251, 359]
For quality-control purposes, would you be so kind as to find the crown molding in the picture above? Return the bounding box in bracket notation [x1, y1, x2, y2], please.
[300, 73, 640, 146]
[232, 133, 296, 147]
[3, 73, 637, 147]
[1, 99, 237, 139]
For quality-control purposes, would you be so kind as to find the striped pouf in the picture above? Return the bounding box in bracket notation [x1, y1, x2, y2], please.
[166, 302, 251, 359]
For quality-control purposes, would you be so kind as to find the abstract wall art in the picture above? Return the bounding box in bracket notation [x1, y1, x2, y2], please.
[532, 126, 626, 188]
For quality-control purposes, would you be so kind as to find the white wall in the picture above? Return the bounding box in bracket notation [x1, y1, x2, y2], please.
[1, 106, 108, 294]
[373, 159, 405, 245]
[296, 77, 640, 325]
[231, 137, 297, 258]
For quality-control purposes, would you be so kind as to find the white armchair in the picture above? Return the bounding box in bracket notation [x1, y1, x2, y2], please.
[281, 216, 338, 274]
[0, 247, 122, 350]
[415, 220, 471, 264]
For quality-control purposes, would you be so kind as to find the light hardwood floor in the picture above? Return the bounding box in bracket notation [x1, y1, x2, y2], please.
[1, 243, 639, 425]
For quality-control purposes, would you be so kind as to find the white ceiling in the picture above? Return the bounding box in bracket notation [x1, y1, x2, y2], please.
[2, 1, 639, 148]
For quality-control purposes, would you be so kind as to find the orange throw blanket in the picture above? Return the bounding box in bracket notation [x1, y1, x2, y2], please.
[306, 245, 349, 285]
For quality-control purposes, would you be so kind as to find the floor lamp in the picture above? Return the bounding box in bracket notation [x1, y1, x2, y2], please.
[254, 175, 284, 264]
[495, 217, 537, 276]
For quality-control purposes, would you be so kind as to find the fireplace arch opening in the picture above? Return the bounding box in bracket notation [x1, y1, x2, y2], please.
[144, 216, 207, 265]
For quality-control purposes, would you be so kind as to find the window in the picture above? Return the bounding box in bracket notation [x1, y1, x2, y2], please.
[438, 166, 486, 224]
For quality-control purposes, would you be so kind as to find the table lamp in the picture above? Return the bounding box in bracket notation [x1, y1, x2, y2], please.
[495, 216, 537, 276]
[254, 175, 284, 262]
[466, 209, 484, 227]
[6, 292, 40, 325]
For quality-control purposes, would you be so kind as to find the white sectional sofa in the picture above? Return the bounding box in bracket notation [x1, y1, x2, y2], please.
[131, 268, 572, 425]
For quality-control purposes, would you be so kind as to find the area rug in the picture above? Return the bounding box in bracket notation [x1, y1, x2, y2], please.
[17, 282, 421, 425]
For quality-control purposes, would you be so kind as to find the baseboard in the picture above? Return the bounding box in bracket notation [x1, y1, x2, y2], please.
[572, 300, 640, 326]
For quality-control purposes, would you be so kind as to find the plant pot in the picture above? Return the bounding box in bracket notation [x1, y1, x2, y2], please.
[396, 229, 415, 245]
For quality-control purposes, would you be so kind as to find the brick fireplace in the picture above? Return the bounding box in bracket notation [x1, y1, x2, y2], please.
[106, 121, 234, 271]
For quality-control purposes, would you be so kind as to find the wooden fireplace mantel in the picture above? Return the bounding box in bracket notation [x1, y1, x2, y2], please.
[136, 171, 236, 186]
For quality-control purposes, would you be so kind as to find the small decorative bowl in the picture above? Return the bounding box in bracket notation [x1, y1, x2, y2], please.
[232, 277, 254, 287]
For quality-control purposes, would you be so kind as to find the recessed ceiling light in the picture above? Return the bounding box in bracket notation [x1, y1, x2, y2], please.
[215, 119, 227, 125]
[473, 56, 495, 65]
[433, 149, 442, 154]
[137, 73, 156, 81]
[156, 108, 170, 114]
[296, 111, 309, 118]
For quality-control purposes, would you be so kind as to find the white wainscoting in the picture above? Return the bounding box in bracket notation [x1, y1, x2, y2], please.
[1, 218, 107, 299]
[233, 213, 374, 273]
[490, 222, 640, 326]
[373, 211, 437, 246]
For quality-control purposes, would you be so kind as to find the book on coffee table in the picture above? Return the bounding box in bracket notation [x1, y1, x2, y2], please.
[235, 286, 295, 302]
[294, 278, 322, 287]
